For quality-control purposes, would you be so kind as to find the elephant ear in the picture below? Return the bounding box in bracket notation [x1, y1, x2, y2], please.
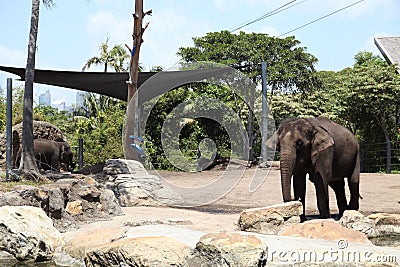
[311, 126, 334, 165]
[266, 130, 279, 151]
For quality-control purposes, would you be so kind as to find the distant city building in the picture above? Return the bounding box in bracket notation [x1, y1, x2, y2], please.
[39, 89, 51, 106]
[76, 91, 87, 108]
[52, 100, 66, 111]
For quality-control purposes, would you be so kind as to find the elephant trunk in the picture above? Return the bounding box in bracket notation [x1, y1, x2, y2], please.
[280, 147, 295, 202]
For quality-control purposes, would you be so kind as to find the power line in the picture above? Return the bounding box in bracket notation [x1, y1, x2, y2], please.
[279, 0, 365, 37]
[229, 0, 308, 33]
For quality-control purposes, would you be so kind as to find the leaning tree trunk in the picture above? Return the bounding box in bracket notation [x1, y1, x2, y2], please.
[19, 0, 40, 180]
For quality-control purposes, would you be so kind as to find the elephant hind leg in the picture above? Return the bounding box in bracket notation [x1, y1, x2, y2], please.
[348, 182, 360, 210]
[329, 180, 347, 218]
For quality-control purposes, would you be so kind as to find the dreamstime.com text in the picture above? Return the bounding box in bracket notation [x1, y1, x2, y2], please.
[261, 240, 398, 264]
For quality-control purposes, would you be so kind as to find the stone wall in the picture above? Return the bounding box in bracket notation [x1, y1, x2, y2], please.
[0, 120, 67, 168]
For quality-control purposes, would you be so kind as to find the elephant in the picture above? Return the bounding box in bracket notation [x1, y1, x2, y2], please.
[16, 139, 75, 172]
[267, 117, 360, 220]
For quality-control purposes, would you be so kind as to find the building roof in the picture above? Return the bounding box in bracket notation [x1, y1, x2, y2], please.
[374, 36, 400, 72]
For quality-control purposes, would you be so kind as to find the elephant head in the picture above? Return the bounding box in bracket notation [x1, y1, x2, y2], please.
[59, 142, 75, 171]
[267, 118, 334, 202]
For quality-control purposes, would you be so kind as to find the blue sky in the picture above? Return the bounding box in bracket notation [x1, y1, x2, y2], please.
[0, 0, 399, 105]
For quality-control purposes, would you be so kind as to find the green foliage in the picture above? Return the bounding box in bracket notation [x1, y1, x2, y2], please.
[72, 94, 127, 166]
[178, 30, 321, 93]
[82, 37, 129, 72]
[270, 51, 400, 172]
[177, 31, 321, 162]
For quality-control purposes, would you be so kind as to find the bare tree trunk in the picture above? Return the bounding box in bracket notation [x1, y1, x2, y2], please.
[124, 0, 151, 161]
[19, 0, 40, 180]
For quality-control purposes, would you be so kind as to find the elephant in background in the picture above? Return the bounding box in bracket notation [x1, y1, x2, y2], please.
[267, 117, 360, 220]
[16, 139, 75, 172]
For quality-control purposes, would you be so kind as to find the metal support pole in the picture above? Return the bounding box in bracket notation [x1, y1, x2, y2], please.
[261, 62, 268, 163]
[6, 78, 12, 181]
[78, 137, 84, 169]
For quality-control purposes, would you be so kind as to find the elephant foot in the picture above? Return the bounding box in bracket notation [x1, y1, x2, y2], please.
[347, 201, 359, 210]
[318, 213, 331, 219]
[300, 214, 307, 223]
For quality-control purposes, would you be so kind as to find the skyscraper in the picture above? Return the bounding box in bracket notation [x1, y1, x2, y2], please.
[76, 91, 87, 108]
[38, 89, 51, 106]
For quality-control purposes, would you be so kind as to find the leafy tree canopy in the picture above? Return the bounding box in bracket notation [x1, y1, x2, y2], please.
[178, 30, 321, 94]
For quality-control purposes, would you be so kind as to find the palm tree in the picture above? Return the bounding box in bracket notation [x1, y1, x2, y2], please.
[82, 38, 129, 72]
[19, 0, 55, 180]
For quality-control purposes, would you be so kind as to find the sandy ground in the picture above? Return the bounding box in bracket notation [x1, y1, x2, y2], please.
[63, 168, 400, 242]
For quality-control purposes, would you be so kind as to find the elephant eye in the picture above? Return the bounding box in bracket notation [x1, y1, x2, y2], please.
[296, 140, 303, 146]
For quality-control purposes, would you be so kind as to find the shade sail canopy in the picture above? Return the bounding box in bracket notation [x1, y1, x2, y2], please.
[0, 66, 155, 102]
[0, 66, 230, 104]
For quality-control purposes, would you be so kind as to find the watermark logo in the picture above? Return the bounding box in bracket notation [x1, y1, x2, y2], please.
[261, 239, 398, 264]
[124, 62, 275, 207]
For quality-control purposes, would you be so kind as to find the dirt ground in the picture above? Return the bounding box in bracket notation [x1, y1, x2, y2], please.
[63, 167, 400, 243]
[152, 168, 400, 216]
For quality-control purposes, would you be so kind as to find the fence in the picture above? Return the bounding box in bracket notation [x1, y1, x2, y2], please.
[360, 141, 400, 173]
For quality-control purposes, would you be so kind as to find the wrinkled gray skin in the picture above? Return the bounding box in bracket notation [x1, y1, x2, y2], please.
[268, 117, 360, 220]
[17, 139, 75, 171]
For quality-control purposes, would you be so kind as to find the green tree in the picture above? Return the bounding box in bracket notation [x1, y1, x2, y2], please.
[344, 52, 400, 173]
[20, 0, 55, 180]
[82, 37, 129, 72]
[178, 31, 320, 161]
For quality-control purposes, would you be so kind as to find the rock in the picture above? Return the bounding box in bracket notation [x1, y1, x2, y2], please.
[368, 213, 400, 226]
[339, 210, 379, 238]
[340, 210, 400, 238]
[53, 251, 85, 267]
[238, 201, 302, 235]
[63, 227, 127, 262]
[186, 231, 267, 267]
[0, 176, 124, 232]
[0, 185, 43, 207]
[84, 236, 191, 267]
[125, 224, 204, 248]
[97, 159, 183, 207]
[279, 219, 371, 244]
[99, 188, 123, 216]
[0, 206, 64, 262]
[66, 200, 83, 215]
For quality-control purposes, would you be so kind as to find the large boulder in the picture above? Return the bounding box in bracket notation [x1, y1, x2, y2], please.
[279, 219, 371, 244]
[186, 231, 267, 267]
[340, 210, 400, 238]
[96, 159, 183, 207]
[238, 201, 302, 235]
[63, 227, 127, 262]
[84, 236, 191, 267]
[0, 206, 64, 262]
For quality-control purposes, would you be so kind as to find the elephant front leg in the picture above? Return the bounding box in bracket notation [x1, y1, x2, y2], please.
[329, 180, 347, 218]
[293, 172, 307, 222]
[313, 172, 330, 219]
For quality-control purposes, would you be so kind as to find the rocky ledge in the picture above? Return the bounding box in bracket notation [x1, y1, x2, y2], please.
[0, 160, 400, 266]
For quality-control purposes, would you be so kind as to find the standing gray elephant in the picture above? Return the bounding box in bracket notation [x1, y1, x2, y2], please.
[16, 139, 75, 171]
[267, 117, 360, 220]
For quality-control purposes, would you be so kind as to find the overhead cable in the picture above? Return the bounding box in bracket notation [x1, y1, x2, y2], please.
[229, 0, 308, 32]
[278, 0, 365, 37]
